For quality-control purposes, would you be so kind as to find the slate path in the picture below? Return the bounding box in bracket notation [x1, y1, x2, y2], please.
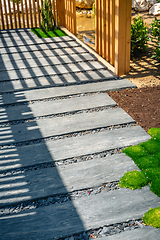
[0, 29, 159, 240]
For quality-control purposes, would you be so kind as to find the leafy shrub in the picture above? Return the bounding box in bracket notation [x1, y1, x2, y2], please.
[150, 17, 160, 62]
[131, 15, 149, 57]
[41, 0, 56, 32]
[150, 179, 160, 197]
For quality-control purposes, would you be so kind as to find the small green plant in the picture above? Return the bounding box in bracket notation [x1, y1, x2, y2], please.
[92, 3, 95, 17]
[131, 15, 149, 58]
[119, 170, 148, 190]
[41, 0, 56, 32]
[150, 17, 160, 62]
[143, 207, 160, 228]
[150, 179, 160, 197]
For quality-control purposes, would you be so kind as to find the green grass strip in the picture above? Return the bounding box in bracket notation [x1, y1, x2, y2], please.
[31, 28, 68, 38]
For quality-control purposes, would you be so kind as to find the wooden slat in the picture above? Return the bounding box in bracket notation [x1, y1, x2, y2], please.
[102, 0, 106, 59]
[95, 0, 99, 53]
[29, 0, 33, 28]
[33, 0, 37, 27]
[16, 0, 21, 28]
[20, 0, 25, 28]
[56, 0, 65, 27]
[7, 0, 13, 29]
[72, 0, 76, 35]
[106, 0, 110, 62]
[125, 0, 132, 73]
[12, 0, 17, 29]
[0, 0, 5, 30]
[37, 0, 41, 27]
[3, 0, 9, 29]
[110, 0, 115, 66]
[24, 0, 29, 28]
[98, 0, 102, 56]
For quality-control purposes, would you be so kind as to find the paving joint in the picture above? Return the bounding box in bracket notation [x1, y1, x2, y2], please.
[0, 105, 119, 126]
[0, 180, 120, 214]
[0, 147, 124, 175]
[0, 123, 135, 147]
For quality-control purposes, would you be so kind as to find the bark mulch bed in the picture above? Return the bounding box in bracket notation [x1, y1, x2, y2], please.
[108, 86, 160, 132]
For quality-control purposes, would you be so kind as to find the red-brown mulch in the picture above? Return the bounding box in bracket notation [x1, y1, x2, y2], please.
[108, 86, 160, 132]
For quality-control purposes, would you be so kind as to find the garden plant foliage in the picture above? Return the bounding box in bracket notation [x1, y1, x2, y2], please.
[150, 17, 160, 62]
[143, 207, 160, 228]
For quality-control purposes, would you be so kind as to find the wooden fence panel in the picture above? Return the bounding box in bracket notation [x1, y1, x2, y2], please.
[95, 0, 132, 76]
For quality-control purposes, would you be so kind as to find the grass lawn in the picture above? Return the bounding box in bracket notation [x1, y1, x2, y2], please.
[31, 28, 68, 38]
[119, 128, 160, 228]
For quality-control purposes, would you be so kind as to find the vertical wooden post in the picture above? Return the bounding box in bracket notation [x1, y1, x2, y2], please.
[20, 0, 25, 28]
[0, 0, 5, 30]
[102, 0, 106, 59]
[3, 0, 9, 29]
[110, 0, 115, 66]
[71, 0, 76, 35]
[57, 0, 65, 27]
[115, 0, 132, 76]
[106, 0, 110, 62]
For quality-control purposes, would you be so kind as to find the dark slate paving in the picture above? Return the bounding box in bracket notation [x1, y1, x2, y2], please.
[0, 35, 75, 48]
[0, 93, 116, 123]
[0, 40, 80, 54]
[103, 227, 160, 240]
[0, 61, 106, 81]
[0, 154, 138, 207]
[0, 187, 159, 239]
[0, 108, 135, 145]
[0, 69, 116, 92]
[0, 79, 136, 103]
[0, 126, 150, 171]
[0, 46, 88, 63]
[0, 53, 97, 71]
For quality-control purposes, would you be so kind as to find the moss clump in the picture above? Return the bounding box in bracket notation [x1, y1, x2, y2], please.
[143, 207, 160, 228]
[150, 179, 160, 197]
[148, 128, 160, 141]
[119, 170, 148, 190]
[134, 155, 159, 170]
[142, 168, 160, 183]
[140, 139, 160, 155]
[122, 145, 148, 160]
[31, 28, 67, 38]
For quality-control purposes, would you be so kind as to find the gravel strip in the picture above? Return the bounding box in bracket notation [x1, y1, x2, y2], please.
[0, 123, 135, 147]
[61, 219, 145, 240]
[0, 181, 120, 216]
[0, 147, 123, 175]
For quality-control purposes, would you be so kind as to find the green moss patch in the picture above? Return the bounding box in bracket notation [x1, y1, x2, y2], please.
[121, 128, 160, 197]
[150, 179, 160, 197]
[143, 207, 160, 228]
[122, 145, 148, 160]
[119, 170, 148, 190]
[31, 28, 68, 38]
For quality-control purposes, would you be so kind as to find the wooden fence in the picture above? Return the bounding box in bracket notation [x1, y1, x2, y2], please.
[95, 0, 132, 76]
[0, 0, 76, 34]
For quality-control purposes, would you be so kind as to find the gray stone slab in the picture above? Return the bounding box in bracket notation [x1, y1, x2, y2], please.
[0, 93, 116, 123]
[0, 30, 38, 39]
[0, 46, 88, 63]
[0, 36, 74, 48]
[0, 79, 136, 103]
[0, 187, 159, 239]
[102, 227, 160, 240]
[0, 69, 116, 92]
[0, 40, 80, 54]
[0, 153, 138, 207]
[0, 108, 135, 145]
[0, 61, 105, 81]
[0, 53, 97, 71]
[0, 126, 150, 170]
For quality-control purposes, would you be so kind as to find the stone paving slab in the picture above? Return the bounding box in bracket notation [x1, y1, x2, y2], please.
[0, 93, 116, 123]
[0, 46, 88, 63]
[0, 79, 136, 103]
[0, 53, 97, 71]
[0, 187, 159, 239]
[0, 126, 150, 171]
[0, 69, 116, 92]
[0, 61, 106, 81]
[0, 40, 80, 54]
[0, 108, 135, 146]
[0, 36, 75, 48]
[102, 227, 160, 240]
[0, 154, 138, 207]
